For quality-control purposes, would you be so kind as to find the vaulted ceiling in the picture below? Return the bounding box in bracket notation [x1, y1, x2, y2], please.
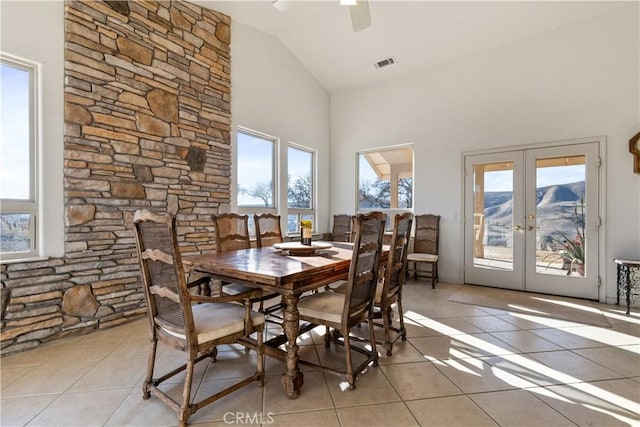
[197, 1, 629, 93]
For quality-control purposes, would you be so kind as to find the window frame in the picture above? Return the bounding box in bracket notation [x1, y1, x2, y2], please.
[287, 143, 316, 235]
[1, 55, 39, 260]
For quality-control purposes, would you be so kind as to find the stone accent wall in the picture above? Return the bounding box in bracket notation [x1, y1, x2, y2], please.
[0, 0, 231, 355]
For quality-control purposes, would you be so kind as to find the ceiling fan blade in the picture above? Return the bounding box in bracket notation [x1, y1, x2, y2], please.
[349, 0, 371, 32]
[271, 0, 294, 13]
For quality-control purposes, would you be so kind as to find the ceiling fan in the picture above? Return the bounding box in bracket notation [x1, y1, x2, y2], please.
[272, 0, 372, 32]
[341, 0, 372, 32]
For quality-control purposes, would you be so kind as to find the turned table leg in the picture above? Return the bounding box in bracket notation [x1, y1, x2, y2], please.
[280, 294, 304, 398]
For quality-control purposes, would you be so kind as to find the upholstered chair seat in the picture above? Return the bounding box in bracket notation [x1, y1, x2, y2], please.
[298, 292, 345, 324]
[162, 303, 265, 344]
[406, 252, 438, 263]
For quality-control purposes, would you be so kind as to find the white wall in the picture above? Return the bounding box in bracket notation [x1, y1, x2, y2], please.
[330, 5, 640, 301]
[229, 22, 331, 232]
[1, 1, 65, 257]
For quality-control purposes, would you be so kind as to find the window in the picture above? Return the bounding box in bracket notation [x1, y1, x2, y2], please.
[1, 57, 38, 260]
[287, 145, 315, 234]
[236, 129, 316, 237]
[357, 146, 413, 228]
[236, 129, 277, 234]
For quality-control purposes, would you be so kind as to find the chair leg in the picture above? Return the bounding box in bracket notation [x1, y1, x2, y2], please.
[246, 300, 266, 354]
[367, 315, 379, 368]
[343, 331, 355, 390]
[178, 358, 196, 426]
[397, 299, 407, 341]
[143, 338, 158, 399]
[324, 326, 332, 348]
[381, 306, 393, 356]
[432, 262, 438, 289]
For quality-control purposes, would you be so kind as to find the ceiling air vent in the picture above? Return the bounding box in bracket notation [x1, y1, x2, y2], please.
[374, 57, 396, 69]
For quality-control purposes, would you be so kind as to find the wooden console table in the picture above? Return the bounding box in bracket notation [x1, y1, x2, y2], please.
[614, 258, 640, 315]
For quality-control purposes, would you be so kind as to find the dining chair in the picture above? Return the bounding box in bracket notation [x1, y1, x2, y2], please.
[133, 209, 265, 427]
[406, 214, 440, 288]
[332, 214, 354, 242]
[254, 213, 283, 248]
[213, 213, 252, 253]
[212, 213, 280, 315]
[373, 212, 413, 356]
[297, 211, 386, 389]
[329, 213, 413, 355]
[201, 213, 250, 297]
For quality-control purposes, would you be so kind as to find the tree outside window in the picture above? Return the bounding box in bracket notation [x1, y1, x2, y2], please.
[357, 147, 413, 210]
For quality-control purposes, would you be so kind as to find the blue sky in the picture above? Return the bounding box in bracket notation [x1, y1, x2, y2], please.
[1, 63, 31, 200]
[537, 165, 585, 188]
[236, 132, 272, 187]
[485, 164, 585, 192]
[236, 132, 273, 205]
[288, 145, 312, 181]
[358, 154, 378, 182]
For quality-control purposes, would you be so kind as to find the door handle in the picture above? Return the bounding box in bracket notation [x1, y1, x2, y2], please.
[513, 225, 522, 231]
[527, 214, 535, 220]
[527, 226, 539, 231]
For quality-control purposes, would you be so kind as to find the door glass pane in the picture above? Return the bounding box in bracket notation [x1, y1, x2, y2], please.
[472, 162, 514, 270]
[535, 155, 586, 277]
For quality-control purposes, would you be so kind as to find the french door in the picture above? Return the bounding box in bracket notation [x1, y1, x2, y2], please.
[464, 142, 600, 300]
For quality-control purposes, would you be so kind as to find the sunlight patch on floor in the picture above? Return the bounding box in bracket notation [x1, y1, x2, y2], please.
[404, 311, 640, 416]
[532, 297, 604, 315]
[531, 386, 639, 425]
[440, 357, 483, 377]
[580, 402, 639, 424]
[505, 304, 548, 315]
[601, 309, 640, 325]
[509, 312, 638, 350]
[532, 386, 575, 403]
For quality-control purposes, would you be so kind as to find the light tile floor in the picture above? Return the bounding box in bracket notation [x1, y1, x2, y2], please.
[1, 282, 639, 426]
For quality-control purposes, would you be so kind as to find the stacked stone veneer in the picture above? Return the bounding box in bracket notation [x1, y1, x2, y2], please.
[0, 0, 231, 355]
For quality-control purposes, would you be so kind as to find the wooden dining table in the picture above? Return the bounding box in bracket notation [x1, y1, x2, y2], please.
[183, 243, 359, 399]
